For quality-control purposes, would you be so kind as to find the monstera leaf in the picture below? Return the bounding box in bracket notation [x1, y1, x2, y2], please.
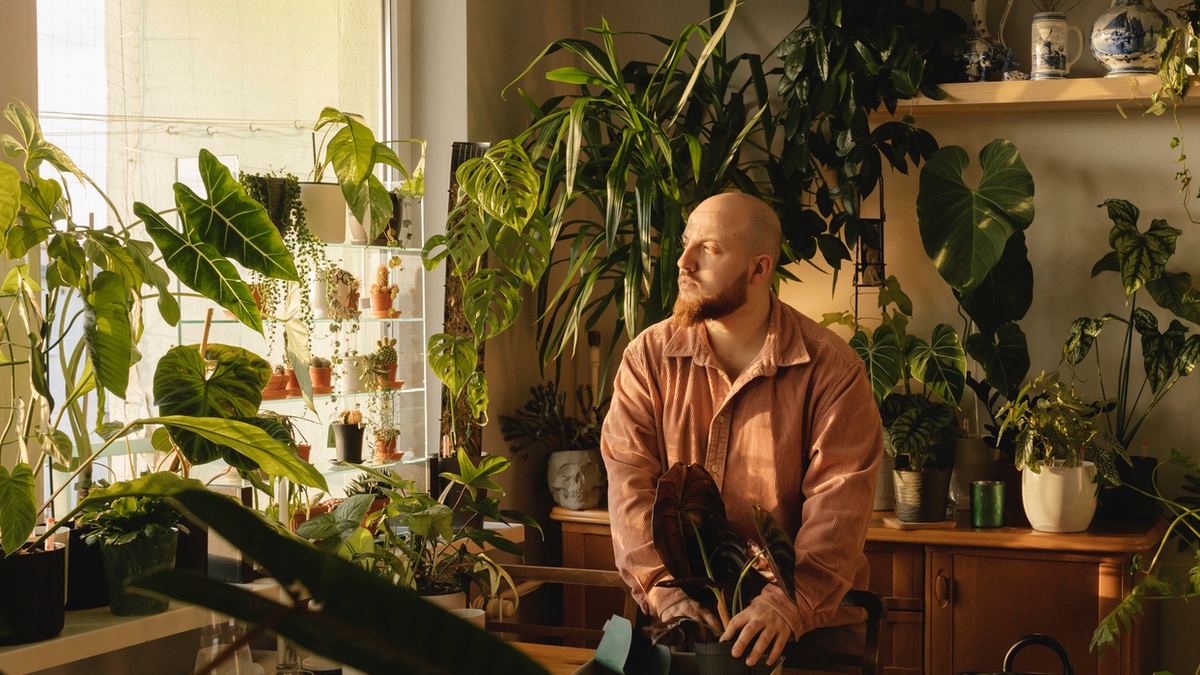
[174, 150, 298, 283]
[136, 202, 261, 333]
[917, 139, 1035, 294]
[753, 505, 796, 599]
[456, 140, 540, 232]
[1100, 199, 1180, 297]
[153, 344, 270, 465]
[463, 269, 523, 342]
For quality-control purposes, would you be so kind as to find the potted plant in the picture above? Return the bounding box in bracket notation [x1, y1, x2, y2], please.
[309, 355, 333, 394]
[829, 276, 966, 522]
[642, 463, 793, 675]
[257, 410, 311, 463]
[296, 451, 540, 609]
[262, 363, 288, 400]
[369, 263, 399, 318]
[500, 381, 606, 510]
[1062, 198, 1200, 520]
[332, 409, 365, 463]
[371, 423, 402, 462]
[996, 372, 1126, 533]
[369, 337, 399, 387]
[74, 491, 187, 616]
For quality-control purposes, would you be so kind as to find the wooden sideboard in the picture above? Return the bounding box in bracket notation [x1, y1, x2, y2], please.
[549, 507, 1165, 675]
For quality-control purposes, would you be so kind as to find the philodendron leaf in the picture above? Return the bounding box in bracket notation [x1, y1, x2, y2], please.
[1063, 315, 1113, 366]
[1178, 335, 1200, 377]
[1146, 270, 1200, 325]
[0, 464, 36, 556]
[1133, 309, 1188, 393]
[965, 322, 1030, 399]
[153, 344, 270, 465]
[850, 325, 903, 406]
[0, 161, 19, 243]
[136, 202, 261, 333]
[426, 333, 477, 399]
[906, 323, 966, 407]
[316, 107, 376, 185]
[753, 505, 795, 598]
[132, 487, 547, 675]
[1101, 199, 1180, 297]
[174, 149, 299, 283]
[457, 140, 540, 232]
[84, 270, 132, 399]
[955, 231, 1033, 334]
[917, 139, 1035, 293]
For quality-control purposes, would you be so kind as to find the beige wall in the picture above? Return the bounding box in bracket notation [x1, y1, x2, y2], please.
[0, 0, 37, 472]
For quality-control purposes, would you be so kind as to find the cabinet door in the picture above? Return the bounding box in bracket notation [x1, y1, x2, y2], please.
[561, 523, 626, 646]
[865, 542, 923, 675]
[926, 548, 1152, 675]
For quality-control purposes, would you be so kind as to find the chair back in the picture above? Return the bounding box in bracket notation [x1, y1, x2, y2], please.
[484, 564, 639, 644]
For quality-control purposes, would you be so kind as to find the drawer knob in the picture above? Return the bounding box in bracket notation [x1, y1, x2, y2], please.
[935, 571, 950, 607]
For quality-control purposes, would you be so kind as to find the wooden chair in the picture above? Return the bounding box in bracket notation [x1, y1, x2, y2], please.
[781, 589, 887, 675]
[483, 564, 641, 644]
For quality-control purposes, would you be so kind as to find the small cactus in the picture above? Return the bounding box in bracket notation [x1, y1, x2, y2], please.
[370, 264, 397, 296]
[372, 337, 397, 366]
[310, 355, 331, 368]
[273, 363, 286, 375]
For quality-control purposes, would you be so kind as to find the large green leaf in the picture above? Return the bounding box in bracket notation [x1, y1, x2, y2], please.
[906, 324, 966, 406]
[83, 271, 133, 399]
[457, 141, 540, 232]
[1102, 199, 1180, 297]
[174, 150, 298, 282]
[964, 322, 1029, 399]
[319, 109, 377, 185]
[423, 199, 488, 277]
[136, 201, 261, 333]
[0, 161, 19, 244]
[132, 487, 547, 675]
[462, 269, 523, 342]
[955, 232, 1033, 334]
[8, 174, 58, 258]
[0, 464, 36, 555]
[153, 344, 270, 465]
[916, 140, 1035, 293]
[1146, 270, 1200, 325]
[1133, 309, 1188, 393]
[850, 326, 903, 406]
[426, 334, 478, 400]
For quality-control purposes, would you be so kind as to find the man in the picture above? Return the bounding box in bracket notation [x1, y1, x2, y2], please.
[601, 192, 883, 668]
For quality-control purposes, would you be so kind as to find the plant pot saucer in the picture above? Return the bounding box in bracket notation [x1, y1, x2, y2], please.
[372, 451, 405, 463]
[261, 389, 288, 400]
[283, 389, 303, 398]
[312, 385, 334, 395]
[389, 379, 405, 390]
[370, 309, 402, 319]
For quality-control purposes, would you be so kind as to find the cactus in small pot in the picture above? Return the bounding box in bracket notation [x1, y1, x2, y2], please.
[309, 355, 333, 391]
[369, 264, 399, 318]
[370, 338, 398, 386]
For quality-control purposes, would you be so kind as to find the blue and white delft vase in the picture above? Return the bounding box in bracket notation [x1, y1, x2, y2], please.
[1091, 0, 1168, 77]
[955, 0, 1005, 82]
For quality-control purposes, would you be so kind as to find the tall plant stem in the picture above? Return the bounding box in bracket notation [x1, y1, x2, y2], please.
[1117, 301, 1137, 442]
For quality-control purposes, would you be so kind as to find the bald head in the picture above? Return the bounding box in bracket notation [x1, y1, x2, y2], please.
[689, 192, 782, 270]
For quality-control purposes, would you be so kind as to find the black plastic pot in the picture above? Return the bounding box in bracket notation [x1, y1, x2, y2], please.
[693, 641, 774, 675]
[1096, 456, 1161, 522]
[893, 468, 953, 522]
[333, 423, 364, 463]
[0, 543, 66, 645]
[65, 525, 109, 610]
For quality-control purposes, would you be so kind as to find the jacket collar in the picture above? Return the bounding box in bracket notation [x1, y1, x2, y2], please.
[662, 294, 811, 371]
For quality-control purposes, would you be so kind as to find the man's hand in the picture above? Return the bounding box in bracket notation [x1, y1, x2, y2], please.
[720, 597, 794, 667]
[658, 597, 722, 634]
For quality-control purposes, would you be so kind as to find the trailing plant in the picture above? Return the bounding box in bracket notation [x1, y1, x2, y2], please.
[322, 266, 360, 391]
[643, 462, 794, 648]
[825, 275, 965, 471]
[1140, 2, 1200, 222]
[1062, 199, 1200, 450]
[499, 381, 604, 458]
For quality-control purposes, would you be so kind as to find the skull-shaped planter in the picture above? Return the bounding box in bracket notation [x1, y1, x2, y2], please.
[547, 449, 606, 510]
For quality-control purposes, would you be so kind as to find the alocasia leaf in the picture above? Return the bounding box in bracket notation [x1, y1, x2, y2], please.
[1101, 198, 1180, 297]
[753, 505, 796, 598]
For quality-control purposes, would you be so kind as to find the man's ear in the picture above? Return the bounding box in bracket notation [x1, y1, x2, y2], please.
[749, 254, 774, 286]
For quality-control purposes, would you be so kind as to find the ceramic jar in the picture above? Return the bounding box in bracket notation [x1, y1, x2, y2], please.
[1092, 0, 1168, 77]
[1031, 12, 1084, 79]
[955, 0, 1006, 82]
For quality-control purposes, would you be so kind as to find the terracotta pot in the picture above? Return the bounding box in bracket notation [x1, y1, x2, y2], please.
[308, 367, 332, 388]
[374, 437, 398, 462]
[370, 291, 394, 318]
[347, 292, 360, 314]
[296, 443, 311, 463]
[283, 369, 301, 397]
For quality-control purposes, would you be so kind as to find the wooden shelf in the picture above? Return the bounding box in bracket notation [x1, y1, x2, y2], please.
[0, 580, 279, 674]
[876, 75, 1199, 116]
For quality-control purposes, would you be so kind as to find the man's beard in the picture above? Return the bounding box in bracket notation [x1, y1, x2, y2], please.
[672, 272, 750, 326]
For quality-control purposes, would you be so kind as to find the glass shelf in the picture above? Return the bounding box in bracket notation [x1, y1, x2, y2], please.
[321, 456, 428, 477]
[324, 242, 423, 254]
[179, 316, 423, 326]
[260, 387, 425, 405]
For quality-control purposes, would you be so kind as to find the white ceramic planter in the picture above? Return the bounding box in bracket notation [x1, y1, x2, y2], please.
[337, 355, 366, 395]
[1022, 461, 1098, 533]
[422, 591, 466, 610]
[310, 276, 329, 319]
[299, 182, 348, 243]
